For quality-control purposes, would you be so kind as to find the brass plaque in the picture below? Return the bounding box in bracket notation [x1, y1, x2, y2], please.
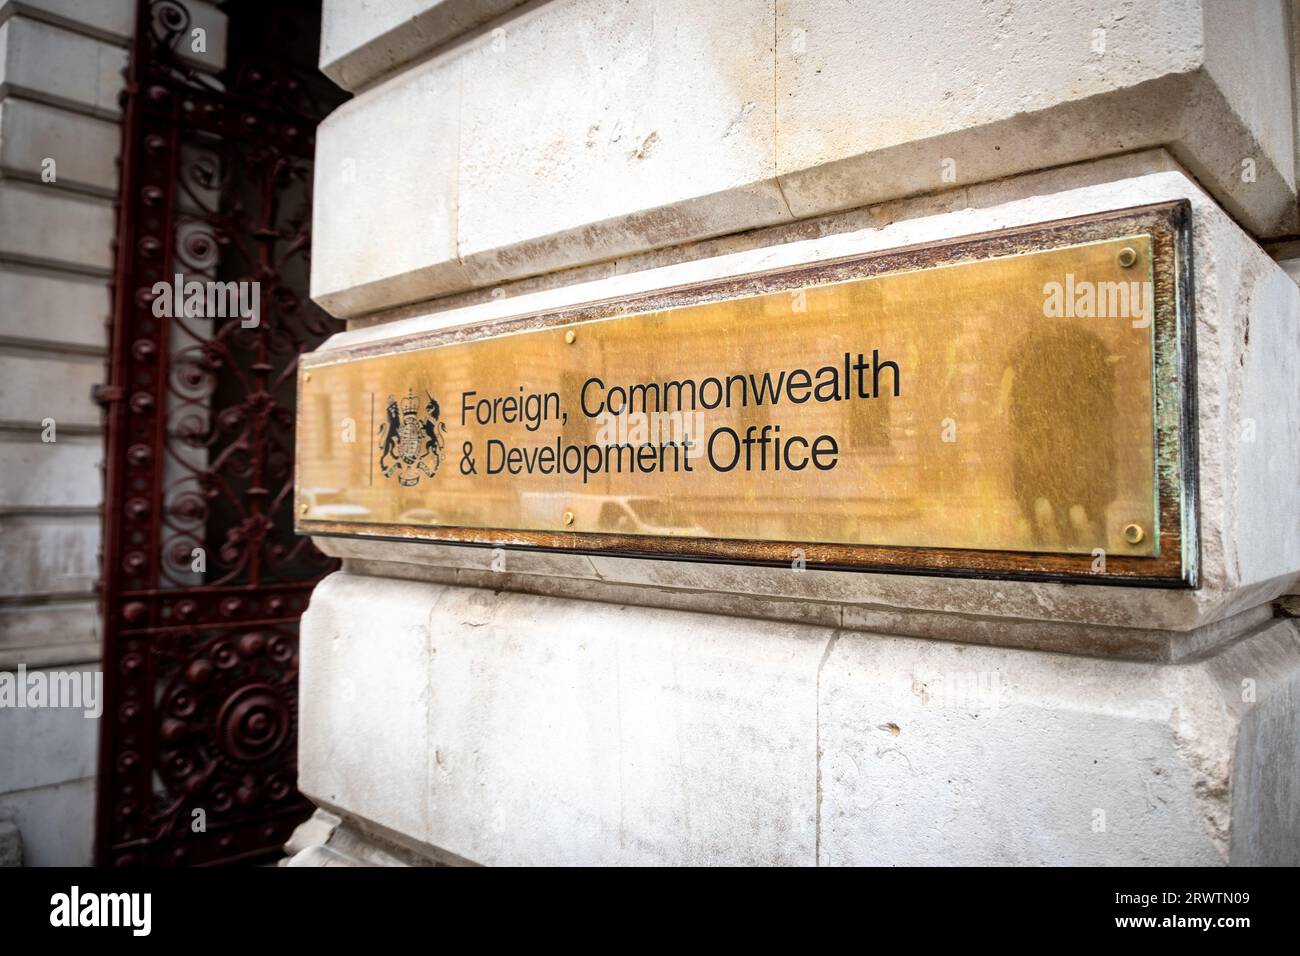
[297, 203, 1196, 584]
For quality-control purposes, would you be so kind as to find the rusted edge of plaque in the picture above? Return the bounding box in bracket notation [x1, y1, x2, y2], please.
[297, 201, 1198, 587]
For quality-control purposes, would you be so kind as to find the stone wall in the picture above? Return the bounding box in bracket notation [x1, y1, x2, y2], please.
[0, 0, 135, 867]
[290, 0, 1300, 865]
[0, 0, 227, 867]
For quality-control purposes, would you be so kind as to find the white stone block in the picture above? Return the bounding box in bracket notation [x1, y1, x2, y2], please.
[0, 16, 128, 118]
[300, 573, 823, 865]
[0, 352, 102, 428]
[0, 99, 121, 194]
[298, 574, 436, 843]
[311, 0, 790, 315]
[297, 572, 1300, 864]
[0, 181, 116, 272]
[0, 265, 109, 349]
[774, 0, 1295, 235]
[320, 0, 526, 91]
[455, 0, 788, 286]
[1201, 0, 1294, 191]
[0, 436, 101, 509]
[310, 53, 465, 317]
[817, 633, 1221, 865]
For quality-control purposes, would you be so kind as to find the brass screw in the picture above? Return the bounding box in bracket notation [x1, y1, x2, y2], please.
[562, 510, 574, 526]
[1123, 523, 1145, 545]
[299, 503, 308, 515]
[1118, 247, 1138, 268]
[564, 329, 576, 345]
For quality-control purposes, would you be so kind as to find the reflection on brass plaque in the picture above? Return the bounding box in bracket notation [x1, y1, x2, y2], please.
[297, 202, 1196, 585]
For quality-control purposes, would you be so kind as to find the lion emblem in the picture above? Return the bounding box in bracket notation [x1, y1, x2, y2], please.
[378, 387, 446, 487]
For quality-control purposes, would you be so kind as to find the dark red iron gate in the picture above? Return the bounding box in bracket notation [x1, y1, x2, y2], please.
[95, 0, 344, 866]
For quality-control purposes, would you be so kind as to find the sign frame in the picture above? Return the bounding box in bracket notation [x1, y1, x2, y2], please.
[296, 201, 1198, 587]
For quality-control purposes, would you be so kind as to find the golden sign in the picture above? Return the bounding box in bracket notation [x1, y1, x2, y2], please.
[297, 203, 1196, 584]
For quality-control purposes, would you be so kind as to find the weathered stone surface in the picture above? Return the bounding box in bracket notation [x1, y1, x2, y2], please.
[0, 516, 98, 597]
[320, 0, 526, 91]
[0, 777, 94, 866]
[308, 0, 1298, 317]
[310, 53, 465, 317]
[299, 2, 1300, 869]
[298, 571, 1300, 865]
[775, 0, 1295, 235]
[455, 0, 788, 289]
[0, 599, 99, 671]
[0, 664, 100, 866]
[0, 0, 132, 876]
[283, 808, 341, 859]
[283, 809, 437, 866]
[300, 573, 823, 865]
[0, 820, 21, 866]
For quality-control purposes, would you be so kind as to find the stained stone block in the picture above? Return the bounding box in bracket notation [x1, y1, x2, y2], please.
[307, 0, 1298, 318]
[0, 600, 99, 671]
[455, 0, 788, 289]
[0, 516, 99, 598]
[0, 820, 21, 867]
[775, 0, 1295, 235]
[296, 572, 1300, 865]
[0, 779, 94, 866]
[0, 665, 101, 793]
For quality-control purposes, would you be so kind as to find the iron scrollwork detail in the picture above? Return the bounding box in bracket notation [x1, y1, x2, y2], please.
[97, 0, 346, 866]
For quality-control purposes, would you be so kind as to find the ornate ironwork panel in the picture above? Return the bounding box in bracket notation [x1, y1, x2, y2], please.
[96, 0, 344, 866]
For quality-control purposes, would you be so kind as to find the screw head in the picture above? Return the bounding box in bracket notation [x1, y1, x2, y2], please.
[562, 510, 575, 526]
[1118, 247, 1138, 268]
[299, 503, 308, 515]
[1122, 523, 1145, 545]
[564, 329, 576, 345]
[303, 371, 312, 383]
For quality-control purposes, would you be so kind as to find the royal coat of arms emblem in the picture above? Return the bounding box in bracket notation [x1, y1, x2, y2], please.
[379, 388, 446, 486]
